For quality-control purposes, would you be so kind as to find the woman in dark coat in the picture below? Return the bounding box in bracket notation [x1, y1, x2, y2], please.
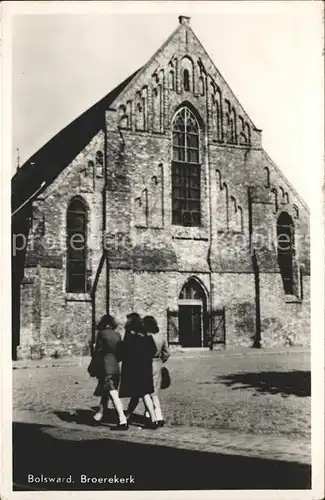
[119, 313, 158, 429]
[92, 314, 128, 430]
[126, 316, 170, 427]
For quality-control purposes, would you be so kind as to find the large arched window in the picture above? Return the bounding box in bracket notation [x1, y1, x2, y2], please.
[277, 212, 295, 295]
[66, 197, 88, 293]
[172, 107, 201, 226]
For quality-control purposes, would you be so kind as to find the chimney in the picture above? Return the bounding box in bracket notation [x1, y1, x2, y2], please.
[178, 15, 191, 26]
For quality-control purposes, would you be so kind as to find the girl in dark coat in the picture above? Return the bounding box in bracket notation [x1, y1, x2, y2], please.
[126, 316, 170, 427]
[119, 313, 158, 429]
[92, 314, 128, 430]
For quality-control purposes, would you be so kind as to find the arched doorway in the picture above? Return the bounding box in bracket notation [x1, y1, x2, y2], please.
[178, 278, 208, 347]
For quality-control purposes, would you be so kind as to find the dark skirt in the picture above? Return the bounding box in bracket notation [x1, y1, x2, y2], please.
[119, 365, 154, 398]
[118, 333, 155, 398]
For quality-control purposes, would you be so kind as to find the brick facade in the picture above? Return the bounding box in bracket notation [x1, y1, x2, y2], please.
[12, 16, 310, 359]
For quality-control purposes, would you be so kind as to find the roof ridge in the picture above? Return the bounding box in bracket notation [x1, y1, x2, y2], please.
[108, 23, 182, 109]
[188, 25, 261, 132]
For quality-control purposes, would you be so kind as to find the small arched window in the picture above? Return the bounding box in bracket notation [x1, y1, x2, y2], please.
[271, 188, 278, 213]
[231, 107, 237, 143]
[216, 169, 222, 189]
[95, 151, 104, 177]
[293, 205, 299, 219]
[198, 76, 205, 96]
[183, 69, 190, 91]
[263, 167, 270, 188]
[169, 70, 175, 90]
[277, 212, 295, 295]
[181, 57, 193, 92]
[245, 123, 251, 145]
[66, 197, 88, 293]
[118, 104, 129, 129]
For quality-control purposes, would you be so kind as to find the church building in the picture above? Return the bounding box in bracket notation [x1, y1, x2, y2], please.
[12, 16, 310, 359]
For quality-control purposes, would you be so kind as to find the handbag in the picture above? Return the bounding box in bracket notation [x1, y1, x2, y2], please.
[161, 366, 171, 389]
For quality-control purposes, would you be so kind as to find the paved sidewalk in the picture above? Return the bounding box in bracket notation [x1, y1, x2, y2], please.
[13, 408, 310, 465]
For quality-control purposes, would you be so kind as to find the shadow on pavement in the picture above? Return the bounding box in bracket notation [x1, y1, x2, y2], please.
[13, 421, 311, 490]
[218, 371, 310, 397]
[55, 409, 148, 428]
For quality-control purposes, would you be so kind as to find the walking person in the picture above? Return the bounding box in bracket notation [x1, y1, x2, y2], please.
[91, 314, 128, 430]
[119, 313, 159, 429]
[143, 315, 170, 427]
[125, 315, 170, 427]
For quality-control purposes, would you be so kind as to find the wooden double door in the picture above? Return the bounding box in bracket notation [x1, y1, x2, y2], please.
[178, 303, 205, 347]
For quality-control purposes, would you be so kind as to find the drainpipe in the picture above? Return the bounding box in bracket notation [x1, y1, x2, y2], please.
[91, 123, 109, 352]
[104, 125, 109, 315]
[204, 68, 213, 349]
[246, 148, 261, 348]
[252, 249, 261, 348]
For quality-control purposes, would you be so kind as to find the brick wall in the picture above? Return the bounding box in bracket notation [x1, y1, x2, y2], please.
[15, 18, 310, 358]
[259, 273, 310, 347]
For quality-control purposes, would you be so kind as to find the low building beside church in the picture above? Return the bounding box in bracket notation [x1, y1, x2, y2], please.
[12, 16, 310, 359]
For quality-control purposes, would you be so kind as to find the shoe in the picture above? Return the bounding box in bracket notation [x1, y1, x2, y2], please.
[157, 420, 165, 427]
[93, 411, 104, 423]
[145, 420, 159, 430]
[111, 422, 129, 431]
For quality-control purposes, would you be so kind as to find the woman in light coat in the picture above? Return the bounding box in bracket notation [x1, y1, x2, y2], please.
[92, 314, 128, 430]
[143, 315, 170, 427]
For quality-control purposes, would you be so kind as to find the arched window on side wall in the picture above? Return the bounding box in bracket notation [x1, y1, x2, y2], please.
[277, 212, 295, 295]
[66, 197, 88, 293]
[263, 166, 270, 188]
[95, 151, 104, 177]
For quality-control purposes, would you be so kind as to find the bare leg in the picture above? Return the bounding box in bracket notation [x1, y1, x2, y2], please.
[93, 392, 108, 422]
[142, 394, 157, 423]
[152, 394, 163, 421]
[109, 389, 127, 424]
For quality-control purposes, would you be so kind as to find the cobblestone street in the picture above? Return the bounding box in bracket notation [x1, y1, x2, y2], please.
[13, 347, 311, 490]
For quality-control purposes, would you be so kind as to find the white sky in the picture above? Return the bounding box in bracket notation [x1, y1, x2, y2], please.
[10, 1, 324, 205]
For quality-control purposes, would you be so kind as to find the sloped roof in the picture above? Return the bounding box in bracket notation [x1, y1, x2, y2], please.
[12, 69, 140, 214]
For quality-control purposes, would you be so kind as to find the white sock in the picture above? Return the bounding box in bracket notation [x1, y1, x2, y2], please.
[155, 407, 163, 421]
[110, 390, 127, 424]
